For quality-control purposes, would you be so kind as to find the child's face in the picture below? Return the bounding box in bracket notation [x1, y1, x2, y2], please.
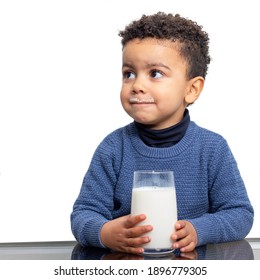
[120, 38, 199, 129]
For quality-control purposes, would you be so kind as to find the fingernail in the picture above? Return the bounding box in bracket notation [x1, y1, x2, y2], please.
[139, 248, 144, 254]
[140, 214, 146, 219]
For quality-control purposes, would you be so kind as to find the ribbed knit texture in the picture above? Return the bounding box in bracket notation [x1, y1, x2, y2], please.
[71, 121, 254, 247]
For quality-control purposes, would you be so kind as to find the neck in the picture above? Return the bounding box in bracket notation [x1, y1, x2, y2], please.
[135, 109, 190, 148]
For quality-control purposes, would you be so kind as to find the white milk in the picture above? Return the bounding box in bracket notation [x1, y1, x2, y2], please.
[131, 186, 177, 252]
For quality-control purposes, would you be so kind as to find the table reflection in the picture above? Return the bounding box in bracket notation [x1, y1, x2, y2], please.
[71, 239, 254, 260]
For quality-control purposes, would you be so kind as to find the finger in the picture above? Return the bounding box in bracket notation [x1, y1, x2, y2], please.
[173, 236, 195, 251]
[112, 235, 149, 255]
[180, 241, 196, 253]
[124, 214, 147, 228]
[127, 247, 145, 255]
[117, 243, 146, 255]
[175, 220, 186, 230]
[126, 235, 151, 247]
[126, 224, 153, 238]
[171, 227, 188, 241]
[173, 234, 190, 249]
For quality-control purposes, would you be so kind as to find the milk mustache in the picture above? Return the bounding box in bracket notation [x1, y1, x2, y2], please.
[131, 171, 177, 254]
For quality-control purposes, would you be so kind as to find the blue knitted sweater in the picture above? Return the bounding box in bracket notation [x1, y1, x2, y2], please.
[71, 121, 254, 247]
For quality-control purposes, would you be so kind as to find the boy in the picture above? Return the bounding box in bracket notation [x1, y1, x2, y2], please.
[71, 12, 254, 255]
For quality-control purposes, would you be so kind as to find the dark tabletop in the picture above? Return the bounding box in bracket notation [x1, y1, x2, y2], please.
[0, 239, 259, 260]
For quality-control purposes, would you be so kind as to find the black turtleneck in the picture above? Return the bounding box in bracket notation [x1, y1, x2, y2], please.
[135, 109, 190, 148]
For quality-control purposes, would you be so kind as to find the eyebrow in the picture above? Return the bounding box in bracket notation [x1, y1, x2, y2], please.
[122, 62, 133, 69]
[122, 62, 171, 71]
[146, 63, 171, 70]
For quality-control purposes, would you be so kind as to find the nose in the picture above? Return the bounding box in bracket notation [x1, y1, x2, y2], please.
[131, 76, 146, 94]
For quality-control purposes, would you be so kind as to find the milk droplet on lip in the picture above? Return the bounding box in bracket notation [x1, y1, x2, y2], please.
[129, 97, 155, 103]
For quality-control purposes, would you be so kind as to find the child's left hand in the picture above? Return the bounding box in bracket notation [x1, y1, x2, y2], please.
[171, 220, 198, 252]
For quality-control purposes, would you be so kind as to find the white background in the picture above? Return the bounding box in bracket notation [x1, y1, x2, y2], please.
[0, 0, 259, 242]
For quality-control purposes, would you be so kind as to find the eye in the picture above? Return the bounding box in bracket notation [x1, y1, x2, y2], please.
[123, 71, 136, 80]
[150, 69, 163, 79]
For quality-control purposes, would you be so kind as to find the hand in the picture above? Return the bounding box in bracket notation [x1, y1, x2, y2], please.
[100, 214, 153, 254]
[171, 220, 198, 252]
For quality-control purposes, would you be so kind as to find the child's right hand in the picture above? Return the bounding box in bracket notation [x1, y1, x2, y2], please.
[100, 214, 153, 254]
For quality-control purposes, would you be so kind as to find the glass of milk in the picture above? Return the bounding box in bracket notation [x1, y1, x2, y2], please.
[131, 170, 177, 255]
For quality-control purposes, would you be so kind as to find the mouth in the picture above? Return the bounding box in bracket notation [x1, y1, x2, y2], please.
[129, 97, 155, 104]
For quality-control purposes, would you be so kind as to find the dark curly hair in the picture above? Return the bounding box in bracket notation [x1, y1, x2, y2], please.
[118, 12, 211, 79]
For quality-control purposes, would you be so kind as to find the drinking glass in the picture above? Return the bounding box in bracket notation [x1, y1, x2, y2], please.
[131, 170, 177, 255]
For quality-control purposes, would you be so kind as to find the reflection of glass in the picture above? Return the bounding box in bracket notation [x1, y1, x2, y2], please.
[71, 240, 254, 260]
[131, 170, 177, 255]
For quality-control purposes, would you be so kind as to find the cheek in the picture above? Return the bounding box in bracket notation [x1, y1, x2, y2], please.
[120, 88, 125, 103]
[120, 83, 130, 100]
[156, 89, 185, 111]
[120, 88, 129, 110]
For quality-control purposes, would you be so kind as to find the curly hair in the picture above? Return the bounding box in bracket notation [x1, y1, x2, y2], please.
[118, 12, 211, 79]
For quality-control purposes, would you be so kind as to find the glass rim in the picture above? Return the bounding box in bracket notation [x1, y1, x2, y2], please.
[134, 170, 173, 174]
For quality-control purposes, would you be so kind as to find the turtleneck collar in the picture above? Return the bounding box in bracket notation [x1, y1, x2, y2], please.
[134, 109, 190, 148]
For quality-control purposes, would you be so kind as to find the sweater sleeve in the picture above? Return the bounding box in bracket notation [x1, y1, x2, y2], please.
[70, 135, 118, 247]
[189, 138, 254, 246]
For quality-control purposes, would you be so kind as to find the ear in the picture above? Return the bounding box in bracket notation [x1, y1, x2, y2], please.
[185, 76, 204, 105]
